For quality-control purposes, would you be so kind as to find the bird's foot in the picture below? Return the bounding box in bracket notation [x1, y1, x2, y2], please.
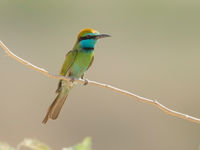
[83, 78, 89, 86]
[69, 77, 75, 83]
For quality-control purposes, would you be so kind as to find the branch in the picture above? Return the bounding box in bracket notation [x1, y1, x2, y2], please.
[1, 40, 200, 124]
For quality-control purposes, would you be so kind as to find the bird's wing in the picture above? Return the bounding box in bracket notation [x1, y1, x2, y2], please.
[60, 50, 78, 76]
[86, 55, 94, 71]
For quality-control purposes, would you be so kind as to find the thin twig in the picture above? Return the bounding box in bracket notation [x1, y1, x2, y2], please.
[1, 40, 200, 124]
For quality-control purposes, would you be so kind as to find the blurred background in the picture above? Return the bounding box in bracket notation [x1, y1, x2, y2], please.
[0, 0, 200, 150]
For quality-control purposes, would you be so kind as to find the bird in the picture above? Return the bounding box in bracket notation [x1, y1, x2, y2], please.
[42, 28, 110, 124]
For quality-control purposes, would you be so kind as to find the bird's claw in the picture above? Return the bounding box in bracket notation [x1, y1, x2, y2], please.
[83, 78, 88, 86]
[70, 77, 75, 83]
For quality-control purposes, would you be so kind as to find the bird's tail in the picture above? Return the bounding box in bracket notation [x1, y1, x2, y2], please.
[42, 80, 73, 124]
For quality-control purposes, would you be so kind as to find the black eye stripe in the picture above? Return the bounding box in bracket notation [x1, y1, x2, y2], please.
[79, 35, 97, 41]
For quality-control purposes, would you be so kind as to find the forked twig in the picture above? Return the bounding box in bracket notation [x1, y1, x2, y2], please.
[1, 41, 200, 124]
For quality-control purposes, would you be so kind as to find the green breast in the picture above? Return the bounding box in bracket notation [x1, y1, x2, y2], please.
[70, 50, 94, 78]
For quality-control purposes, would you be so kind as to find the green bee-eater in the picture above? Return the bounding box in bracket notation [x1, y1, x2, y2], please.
[42, 28, 110, 123]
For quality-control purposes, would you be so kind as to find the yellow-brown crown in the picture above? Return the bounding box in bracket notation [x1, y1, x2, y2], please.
[77, 28, 99, 38]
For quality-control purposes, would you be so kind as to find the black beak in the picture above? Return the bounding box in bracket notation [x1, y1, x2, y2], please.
[96, 34, 111, 39]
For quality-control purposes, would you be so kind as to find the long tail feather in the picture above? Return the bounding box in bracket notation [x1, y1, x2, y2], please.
[42, 81, 72, 124]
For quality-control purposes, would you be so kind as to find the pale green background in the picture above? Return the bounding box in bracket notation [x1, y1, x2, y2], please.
[0, 0, 200, 150]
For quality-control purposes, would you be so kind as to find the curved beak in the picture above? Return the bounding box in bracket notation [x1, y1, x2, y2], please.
[96, 34, 111, 39]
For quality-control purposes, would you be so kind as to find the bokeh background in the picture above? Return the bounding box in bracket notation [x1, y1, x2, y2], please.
[0, 0, 200, 150]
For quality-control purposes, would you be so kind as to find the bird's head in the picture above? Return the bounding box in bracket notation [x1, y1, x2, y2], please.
[74, 28, 110, 49]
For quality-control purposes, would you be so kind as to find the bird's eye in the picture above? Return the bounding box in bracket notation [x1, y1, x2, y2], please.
[86, 35, 91, 39]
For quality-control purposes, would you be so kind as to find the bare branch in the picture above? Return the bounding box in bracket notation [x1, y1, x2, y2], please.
[1, 40, 200, 124]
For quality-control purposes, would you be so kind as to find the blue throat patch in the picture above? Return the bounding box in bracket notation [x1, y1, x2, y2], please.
[79, 39, 97, 49]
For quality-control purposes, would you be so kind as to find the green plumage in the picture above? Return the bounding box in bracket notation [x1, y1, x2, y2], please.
[42, 28, 110, 123]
